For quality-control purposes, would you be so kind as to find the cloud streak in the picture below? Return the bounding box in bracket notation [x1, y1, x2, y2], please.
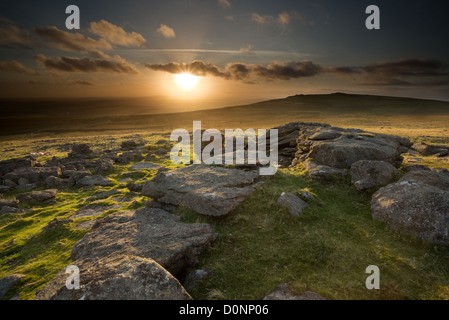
[145, 60, 322, 82]
[0, 60, 40, 75]
[327, 58, 449, 86]
[145, 58, 449, 86]
[36, 54, 140, 75]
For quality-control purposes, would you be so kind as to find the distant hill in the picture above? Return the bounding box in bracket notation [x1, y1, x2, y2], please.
[1, 93, 449, 136]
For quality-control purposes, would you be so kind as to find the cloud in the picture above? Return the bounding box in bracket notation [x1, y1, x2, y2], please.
[35, 26, 112, 52]
[69, 80, 94, 86]
[36, 54, 139, 75]
[0, 60, 40, 75]
[277, 12, 291, 25]
[0, 17, 35, 48]
[327, 58, 449, 86]
[89, 20, 146, 47]
[145, 60, 322, 82]
[251, 13, 272, 24]
[240, 44, 254, 54]
[218, 0, 231, 9]
[157, 24, 176, 39]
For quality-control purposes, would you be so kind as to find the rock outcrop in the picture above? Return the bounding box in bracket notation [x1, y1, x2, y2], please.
[371, 168, 449, 245]
[36, 207, 217, 300]
[142, 165, 262, 216]
[350, 160, 399, 191]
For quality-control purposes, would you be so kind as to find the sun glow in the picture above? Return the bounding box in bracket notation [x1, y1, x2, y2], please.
[174, 73, 199, 91]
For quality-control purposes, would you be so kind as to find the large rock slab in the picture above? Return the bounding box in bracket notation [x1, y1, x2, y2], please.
[71, 207, 217, 276]
[0, 157, 37, 176]
[35, 255, 191, 300]
[16, 189, 58, 205]
[371, 169, 449, 245]
[292, 124, 411, 169]
[142, 165, 261, 216]
[0, 274, 26, 299]
[350, 160, 399, 191]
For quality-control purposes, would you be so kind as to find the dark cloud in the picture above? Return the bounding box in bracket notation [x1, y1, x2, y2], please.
[145, 59, 322, 82]
[0, 17, 35, 48]
[0, 60, 40, 75]
[36, 54, 139, 75]
[35, 26, 112, 52]
[69, 80, 95, 86]
[327, 59, 449, 86]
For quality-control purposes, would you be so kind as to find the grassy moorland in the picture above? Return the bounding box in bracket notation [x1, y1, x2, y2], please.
[1, 93, 449, 300]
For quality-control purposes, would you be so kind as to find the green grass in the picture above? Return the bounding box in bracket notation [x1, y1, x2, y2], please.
[175, 166, 449, 300]
[1, 123, 449, 300]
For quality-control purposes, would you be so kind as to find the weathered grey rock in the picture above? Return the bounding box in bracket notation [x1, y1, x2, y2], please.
[308, 128, 342, 141]
[142, 165, 261, 216]
[146, 149, 169, 159]
[291, 124, 411, 170]
[0, 157, 36, 175]
[263, 283, 326, 300]
[67, 170, 92, 181]
[412, 142, 449, 157]
[2, 179, 17, 188]
[16, 189, 58, 205]
[76, 176, 112, 187]
[71, 207, 217, 277]
[94, 158, 115, 174]
[129, 162, 162, 171]
[3, 167, 61, 184]
[121, 139, 139, 150]
[117, 151, 143, 164]
[0, 206, 23, 215]
[304, 160, 348, 180]
[126, 182, 143, 193]
[0, 185, 11, 193]
[0, 274, 26, 299]
[0, 199, 19, 209]
[371, 169, 449, 245]
[350, 160, 399, 191]
[68, 143, 93, 158]
[35, 255, 191, 300]
[277, 192, 308, 217]
[45, 176, 64, 189]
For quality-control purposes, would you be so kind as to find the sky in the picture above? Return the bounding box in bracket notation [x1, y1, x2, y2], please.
[1, 0, 449, 104]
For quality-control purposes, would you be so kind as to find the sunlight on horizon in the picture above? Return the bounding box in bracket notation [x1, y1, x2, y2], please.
[174, 73, 200, 91]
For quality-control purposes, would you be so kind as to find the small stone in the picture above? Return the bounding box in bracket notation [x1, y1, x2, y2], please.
[277, 192, 308, 217]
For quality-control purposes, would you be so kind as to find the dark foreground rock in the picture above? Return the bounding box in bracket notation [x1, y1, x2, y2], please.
[71, 207, 217, 277]
[142, 165, 261, 216]
[35, 255, 191, 300]
[36, 207, 216, 300]
[371, 168, 449, 245]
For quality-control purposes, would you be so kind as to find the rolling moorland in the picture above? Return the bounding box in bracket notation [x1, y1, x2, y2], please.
[1, 93, 449, 300]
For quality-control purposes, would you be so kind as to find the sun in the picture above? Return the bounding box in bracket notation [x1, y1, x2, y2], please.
[174, 73, 199, 91]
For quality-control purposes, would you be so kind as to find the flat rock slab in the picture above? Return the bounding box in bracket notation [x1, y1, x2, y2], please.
[16, 189, 58, 205]
[371, 169, 449, 245]
[71, 207, 217, 277]
[129, 162, 162, 170]
[142, 165, 261, 216]
[35, 255, 191, 300]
